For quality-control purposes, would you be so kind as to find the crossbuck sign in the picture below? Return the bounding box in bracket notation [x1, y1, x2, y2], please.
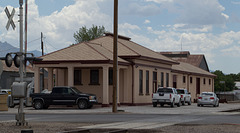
[5, 7, 16, 30]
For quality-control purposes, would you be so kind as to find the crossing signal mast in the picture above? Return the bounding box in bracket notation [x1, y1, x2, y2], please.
[0, 0, 42, 126]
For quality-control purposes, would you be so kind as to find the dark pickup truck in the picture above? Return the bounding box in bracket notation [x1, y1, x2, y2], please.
[30, 86, 97, 109]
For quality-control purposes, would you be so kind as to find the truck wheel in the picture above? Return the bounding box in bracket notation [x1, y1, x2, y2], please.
[182, 99, 185, 105]
[188, 99, 192, 105]
[34, 100, 43, 110]
[177, 100, 181, 107]
[152, 102, 157, 107]
[160, 103, 164, 107]
[78, 100, 88, 109]
[43, 105, 49, 109]
[87, 105, 93, 109]
[171, 100, 175, 107]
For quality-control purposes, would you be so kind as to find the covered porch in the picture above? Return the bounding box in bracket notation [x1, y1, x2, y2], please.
[33, 63, 131, 106]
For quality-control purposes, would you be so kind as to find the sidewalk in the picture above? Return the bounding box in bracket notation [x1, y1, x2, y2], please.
[0, 103, 239, 115]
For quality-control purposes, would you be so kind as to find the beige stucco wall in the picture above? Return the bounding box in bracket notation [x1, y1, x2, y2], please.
[171, 72, 214, 101]
[133, 59, 172, 104]
[34, 60, 214, 105]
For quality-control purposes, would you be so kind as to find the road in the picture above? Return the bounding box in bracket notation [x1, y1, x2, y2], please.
[1, 113, 239, 125]
[0, 103, 240, 132]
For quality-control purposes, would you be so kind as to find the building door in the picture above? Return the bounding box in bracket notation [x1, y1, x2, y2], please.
[173, 75, 177, 88]
[196, 78, 200, 95]
[153, 72, 157, 93]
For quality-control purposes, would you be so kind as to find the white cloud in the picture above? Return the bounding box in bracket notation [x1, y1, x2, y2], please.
[119, 23, 141, 31]
[0, 0, 112, 53]
[124, 2, 162, 16]
[221, 46, 240, 57]
[144, 20, 151, 24]
[145, 0, 173, 3]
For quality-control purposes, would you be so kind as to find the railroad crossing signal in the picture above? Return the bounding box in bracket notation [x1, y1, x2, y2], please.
[5, 7, 16, 30]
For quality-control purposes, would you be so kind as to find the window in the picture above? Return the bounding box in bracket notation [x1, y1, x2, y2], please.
[146, 70, 149, 94]
[90, 70, 99, 85]
[161, 72, 164, 87]
[183, 76, 186, 83]
[166, 73, 169, 87]
[139, 70, 143, 94]
[209, 79, 211, 85]
[74, 70, 82, 85]
[203, 78, 206, 84]
[190, 77, 192, 84]
[109, 69, 113, 85]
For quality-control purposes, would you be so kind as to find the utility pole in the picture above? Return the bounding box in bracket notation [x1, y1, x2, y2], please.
[112, 0, 118, 113]
[41, 32, 44, 91]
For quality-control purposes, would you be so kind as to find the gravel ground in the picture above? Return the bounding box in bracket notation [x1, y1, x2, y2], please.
[1, 122, 240, 133]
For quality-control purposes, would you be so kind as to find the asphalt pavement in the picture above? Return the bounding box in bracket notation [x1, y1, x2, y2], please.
[0, 103, 239, 115]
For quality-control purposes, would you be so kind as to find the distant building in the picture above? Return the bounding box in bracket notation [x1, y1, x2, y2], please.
[0, 61, 34, 89]
[235, 81, 240, 90]
[160, 51, 209, 72]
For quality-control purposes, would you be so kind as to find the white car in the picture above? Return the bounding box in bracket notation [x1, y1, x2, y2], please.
[152, 87, 181, 107]
[176, 88, 192, 105]
[197, 92, 219, 107]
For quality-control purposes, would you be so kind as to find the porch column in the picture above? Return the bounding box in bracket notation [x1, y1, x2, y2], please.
[34, 66, 40, 93]
[68, 66, 74, 86]
[117, 68, 120, 105]
[102, 66, 109, 107]
[123, 69, 129, 103]
[48, 68, 53, 91]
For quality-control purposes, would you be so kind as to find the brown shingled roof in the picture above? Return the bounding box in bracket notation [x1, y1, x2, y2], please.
[172, 62, 215, 77]
[38, 35, 178, 65]
[160, 51, 209, 71]
[90, 35, 178, 65]
[38, 41, 129, 64]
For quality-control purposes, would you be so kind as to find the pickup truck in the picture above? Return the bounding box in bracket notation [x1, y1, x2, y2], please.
[152, 87, 181, 107]
[30, 86, 97, 109]
[176, 88, 192, 105]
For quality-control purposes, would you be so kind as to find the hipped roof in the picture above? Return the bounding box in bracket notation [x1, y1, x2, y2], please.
[38, 34, 178, 65]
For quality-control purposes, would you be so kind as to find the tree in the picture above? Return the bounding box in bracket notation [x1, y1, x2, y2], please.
[212, 70, 237, 92]
[73, 25, 106, 43]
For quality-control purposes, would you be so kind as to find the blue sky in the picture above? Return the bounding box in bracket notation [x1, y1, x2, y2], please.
[1, 0, 240, 74]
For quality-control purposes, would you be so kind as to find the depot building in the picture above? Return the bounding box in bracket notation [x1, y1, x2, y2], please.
[33, 33, 216, 106]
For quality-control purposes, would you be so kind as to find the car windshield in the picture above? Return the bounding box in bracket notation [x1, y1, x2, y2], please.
[201, 93, 213, 96]
[177, 90, 184, 94]
[157, 88, 173, 93]
[71, 87, 82, 94]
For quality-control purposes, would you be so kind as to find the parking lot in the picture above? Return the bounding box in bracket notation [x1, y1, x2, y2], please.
[1, 102, 239, 115]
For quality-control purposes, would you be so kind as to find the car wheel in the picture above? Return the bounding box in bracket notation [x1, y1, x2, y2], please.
[78, 100, 88, 109]
[160, 103, 164, 107]
[197, 104, 200, 107]
[153, 102, 157, 107]
[188, 99, 192, 105]
[34, 100, 43, 110]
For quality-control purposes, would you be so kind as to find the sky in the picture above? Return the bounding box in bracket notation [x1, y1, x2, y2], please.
[0, 0, 240, 74]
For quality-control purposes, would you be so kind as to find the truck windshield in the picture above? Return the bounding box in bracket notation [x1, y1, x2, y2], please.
[177, 90, 184, 94]
[157, 88, 173, 93]
[71, 87, 82, 94]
